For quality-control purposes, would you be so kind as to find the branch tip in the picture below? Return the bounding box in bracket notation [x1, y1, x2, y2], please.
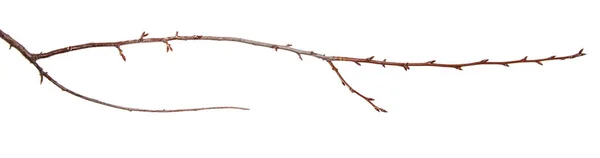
[116, 46, 126, 61]
[164, 41, 173, 52]
[39, 72, 45, 85]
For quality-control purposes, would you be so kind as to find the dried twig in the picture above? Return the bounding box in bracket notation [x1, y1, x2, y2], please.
[1, 29, 586, 113]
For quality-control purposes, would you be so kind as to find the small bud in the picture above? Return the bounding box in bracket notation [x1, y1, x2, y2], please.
[382, 59, 387, 68]
[366, 56, 375, 61]
[119, 53, 126, 62]
[139, 31, 149, 40]
[455, 66, 463, 70]
[522, 56, 528, 61]
[116, 46, 126, 62]
[9, 45, 12, 50]
[480, 59, 489, 63]
[536, 61, 543, 66]
[403, 63, 410, 71]
[354, 61, 361, 66]
[426, 60, 436, 64]
[502, 63, 509, 67]
[576, 49, 587, 57]
[296, 53, 303, 61]
[286, 44, 292, 47]
[175, 31, 179, 37]
[366, 98, 375, 101]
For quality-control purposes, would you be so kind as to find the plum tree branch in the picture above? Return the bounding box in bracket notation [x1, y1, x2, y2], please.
[1, 28, 587, 113]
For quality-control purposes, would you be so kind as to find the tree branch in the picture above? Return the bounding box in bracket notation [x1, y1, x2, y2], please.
[1, 29, 249, 112]
[1, 29, 587, 113]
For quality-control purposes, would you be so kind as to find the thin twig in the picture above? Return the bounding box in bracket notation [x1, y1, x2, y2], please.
[1, 29, 587, 112]
[327, 61, 386, 112]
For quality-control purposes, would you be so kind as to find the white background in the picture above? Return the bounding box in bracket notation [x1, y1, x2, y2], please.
[1, 0, 598, 157]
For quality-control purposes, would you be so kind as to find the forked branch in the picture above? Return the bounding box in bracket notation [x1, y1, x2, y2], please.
[1, 29, 248, 112]
[0, 29, 586, 113]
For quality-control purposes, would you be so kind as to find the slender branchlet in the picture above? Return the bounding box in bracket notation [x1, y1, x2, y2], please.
[0, 28, 586, 113]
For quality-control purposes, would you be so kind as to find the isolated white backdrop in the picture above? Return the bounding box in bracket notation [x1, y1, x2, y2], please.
[1, 0, 598, 157]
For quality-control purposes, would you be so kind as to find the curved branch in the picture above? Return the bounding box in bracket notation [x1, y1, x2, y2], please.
[1, 29, 249, 112]
[34, 34, 331, 61]
[2, 29, 587, 112]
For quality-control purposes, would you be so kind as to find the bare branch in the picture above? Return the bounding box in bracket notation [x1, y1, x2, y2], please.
[329, 50, 586, 71]
[1, 28, 587, 112]
[1, 29, 249, 113]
